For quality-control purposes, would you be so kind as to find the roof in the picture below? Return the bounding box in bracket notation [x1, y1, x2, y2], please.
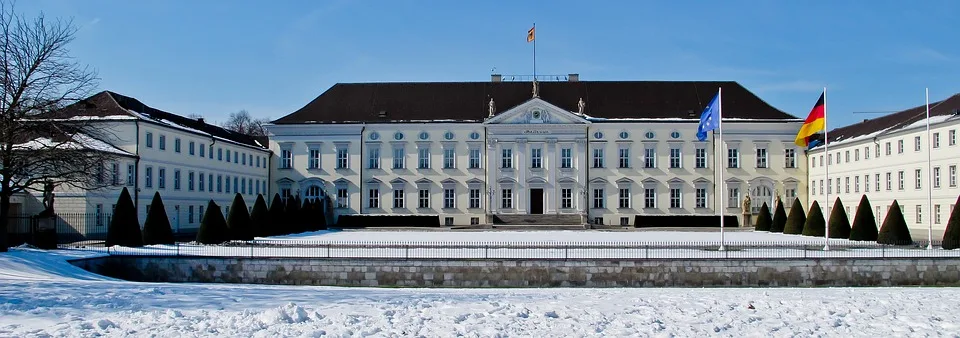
[9, 124, 134, 157]
[823, 93, 960, 148]
[57, 91, 266, 149]
[273, 81, 797, 124]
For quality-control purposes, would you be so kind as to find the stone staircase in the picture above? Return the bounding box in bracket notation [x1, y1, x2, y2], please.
[492, 214, 585, 229]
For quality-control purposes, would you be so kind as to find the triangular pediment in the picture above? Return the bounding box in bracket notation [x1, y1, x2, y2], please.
[484, 98, 590, 125]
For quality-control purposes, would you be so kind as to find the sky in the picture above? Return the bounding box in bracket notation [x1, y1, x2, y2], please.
[18, 0, 960, 128]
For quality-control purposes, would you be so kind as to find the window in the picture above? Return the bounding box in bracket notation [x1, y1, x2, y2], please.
[443, 148, 456, 169]
[199, 144, 206, 158]
[727, 148, 739, 168]
[217, 175, 222, 193]
[443, 188, 455, 209]
[242, 153, 247, 166]
[670, 148, 682, 168]
[158, 168, 166, 189]
[561, 147, 573, 169]
[127, 164, 135, 186]
[898, 171, 904, 190]
[188, 205, 195, 224]
[469, 149, 481, 169]
[885, 142, 891, 155]
[786, 188, 798, 205]
[111, 163, 120, 186]
[898, 139, 904, 153]
[500, 148, 512, 168]
[844, 177, 849, 193]
[198, 205, 204, 222]
[863, 147, 869, 160]
[864, 175, 869, 193]
[145, 132, 153, 148]
[173, 169, 181, 190]
[419, 148, 431, 169]
[189, 141, 195, 155]
[756, 148, 767, 168]
[209, 174, 214, 192]
[395, 147, 407, 169]
[854, 149, 860, 161]
[159, 135, 166, 150]
[592, 148, 604, 168]
[727, 188, 740, 209]
[784, 149, 796, 168]
[670, 188, 682, 208]
[914, 136, 921, 151]
[950, 130, 957, 146]
[812, 180, 817, 195]
[695, 148, 707, 168]
[644, 188, 656, 209]
[915, 169, 922, 189]
[241, 178, 246, 194]
[644, 148, 656, 168]
[280, 149, 292, 169]
[828, 178, 833, 194]
[309, 148, 320, 169]
[96, 164, 104, 184]
[226, 149, 231, 162]
[935, 204, 942, 224]
[501, 189, 513, 209]
[695, 188, 707, 208]
[854, 176, 860, 193]
[393, 189, 404, 208]
[886, 172, 892, 191]
[934, 132, 940, 148]
[812, 156, 816, 168]
[844, 150, 850, 163]
[418, 188, 430, 208]
[199, 173, 205, 192]
[618, 147, 630, 168]
[593, 188, 605, 208]
[951, 165, 958, 187]
[367, 148, 380, 169]
[916, 205, 922, 224]
[469, 189, 481, 209]
[368, 188, 380, 208]
[530, 148, 542, 169]
[875, 144, 880, 158]
[934, 167, 941, 188]
[336, 147, 348, 169]
[875, 173, 880, 192]
[174, 138, 181, 153]
[225, 175, 231, 193]
[95, 204, 104, 227]
[561, 188, 573, 209]
[233, 177, 238, 194]
[618, 188, 630, 208]
[819, 179, 824, 195]
[337, 187, 349, 208]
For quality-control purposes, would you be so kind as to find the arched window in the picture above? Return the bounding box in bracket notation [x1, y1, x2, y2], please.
[303, 184, 323, 202]
[751, 185, 773, 214]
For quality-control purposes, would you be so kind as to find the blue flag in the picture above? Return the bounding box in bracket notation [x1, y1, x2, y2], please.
[696, 93, 720, 141]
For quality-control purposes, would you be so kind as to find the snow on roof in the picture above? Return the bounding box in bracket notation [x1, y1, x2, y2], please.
[126, 109, 268, 152]
[13, 134, 134, 157]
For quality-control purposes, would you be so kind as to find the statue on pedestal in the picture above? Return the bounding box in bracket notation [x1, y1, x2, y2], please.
[741, 194, 752, 227]
[532, 80, 539, 98]
[577, 98, 586, 116]
[40, 182, 55, 217]
[488, 98, 496, 118]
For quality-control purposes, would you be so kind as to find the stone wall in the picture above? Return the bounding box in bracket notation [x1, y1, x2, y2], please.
[70, 256, 960, 287]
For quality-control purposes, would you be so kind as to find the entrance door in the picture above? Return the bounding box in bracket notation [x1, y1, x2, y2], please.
[530, 188, 544, 214]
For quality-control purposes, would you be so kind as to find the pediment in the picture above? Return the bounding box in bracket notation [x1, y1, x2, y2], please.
[484, 98, 590, 125]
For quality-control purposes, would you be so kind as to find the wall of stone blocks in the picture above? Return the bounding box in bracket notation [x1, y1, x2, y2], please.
[69, 256, 960, 287]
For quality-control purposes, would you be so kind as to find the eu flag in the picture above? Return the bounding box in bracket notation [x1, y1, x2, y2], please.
[696, 93, 720, 141]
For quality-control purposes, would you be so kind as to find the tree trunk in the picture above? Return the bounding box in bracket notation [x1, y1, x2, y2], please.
[0, 191, 10, 252]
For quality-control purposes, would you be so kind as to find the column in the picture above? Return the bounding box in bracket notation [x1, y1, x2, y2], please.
[516, 138, 527, 213]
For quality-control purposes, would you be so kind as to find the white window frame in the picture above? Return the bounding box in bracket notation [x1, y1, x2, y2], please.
[695, 147, 707, 168]
[443, 147, 456, 169]
[644, 147, 656, 169]
[669, 148, 682, 169]
[468, 148, 482, 169]
[560, 147, 573, 169]
[530, 147, 542, 169]
[755, 148, 767, 168]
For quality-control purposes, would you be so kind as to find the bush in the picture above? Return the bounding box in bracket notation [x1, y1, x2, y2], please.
[828, 197, 851, 239]
[801, 200, 826, 237]
[226, 193, 253, 241]
[754, 202, 772, 231]
[196, 200, 230, 244]
[877, 200, 913, 245]
[250, 194, 269, 237]
[268, 194, 285, 235]
[142, 192, 174, 245]
[849, 195, 878, 241]
[770, 199, 787, 233]
[311, 197, 328, 231]
[942, 195, 960, 249]
[782, 198, 806, 235]
[105, 187, 143, 247]
[285, 196, 302, 233]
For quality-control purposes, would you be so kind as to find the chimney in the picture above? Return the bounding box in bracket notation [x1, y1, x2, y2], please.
[491, 74, 502, 82]
[568, 73, 579, 82]
[378, 110, 387, 118]
[197, 117, 205, 124]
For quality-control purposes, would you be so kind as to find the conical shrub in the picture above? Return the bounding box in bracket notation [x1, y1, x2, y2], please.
[782, 198, 806, 235]
[268, 194, 285, 235]
[314, 197, 328, 230]
[770, 199, 787, 233]
[754, 202, 772, 231]
[878, 200, 913, 245]
[105, 187, 143, 247]
[226, 193, 253, 240]
[250, 194, 270, 237]
[142, 192, 174, 245]
[849, 195, 878, 241]
[196, 200, 230, 244]
[828, 197, 851, 239]
[285, 196, 301, 233]
[801, 200, 826, 237]
[942, 195, 960, 249]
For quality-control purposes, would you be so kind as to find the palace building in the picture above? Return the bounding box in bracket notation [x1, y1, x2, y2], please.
[267, 75, 808, 226]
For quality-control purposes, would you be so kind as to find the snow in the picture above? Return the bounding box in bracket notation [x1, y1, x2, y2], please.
[125, 109, 265, 151]
[3, 247, 960, 336]
[12, 135, 134, 156]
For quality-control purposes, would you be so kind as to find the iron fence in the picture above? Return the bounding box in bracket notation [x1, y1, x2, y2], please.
[63, 239, 960, 260]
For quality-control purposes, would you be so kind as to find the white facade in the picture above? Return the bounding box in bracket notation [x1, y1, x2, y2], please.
[807, 116, 960, 238]
[268, 97, 807, 226]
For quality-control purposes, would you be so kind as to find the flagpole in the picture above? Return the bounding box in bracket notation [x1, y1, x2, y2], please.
[823, 87, 830, 251]
[926, 88, 933, 250]
[532, 23, 537, 81]
[718, 87, 725, 251]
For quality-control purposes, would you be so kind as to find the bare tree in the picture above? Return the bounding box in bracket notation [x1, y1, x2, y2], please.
[0, 1, 110, 251]
[222, 109, 269, 137]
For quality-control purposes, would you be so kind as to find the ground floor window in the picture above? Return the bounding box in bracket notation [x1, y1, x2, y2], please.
[561, 188, 573, 209]
[444, 217, 454, 226]
[368, 188, 380, 208]
[419, 189, 430, 208]
[501, 189, 513, 209]
[337, 187, 349, 208]
[470, 217, 480, 225]
[620, 217, 630, 226]
[469, 189, 481, 209]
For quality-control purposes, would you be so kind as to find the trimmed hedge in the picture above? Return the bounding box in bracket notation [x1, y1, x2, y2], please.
[849, 195, 878, 241]
[877, 200, 913, 245]
[782, 198, 806, 235]
[754, 202, 772, 231]
[268, 194, 285, 236]
[801, 200, 826, 237]
[105, 187, 143, 247]
[828, 197, 851, 239]
[285, 196, 302, 233]
[196, 200, 230, 244]
[226, 193, 253, 241]
[142, 192, 175, 245]
[770, 199, 787, 233]
[941, 195, 960, 249]
[250, 194, 269, 237]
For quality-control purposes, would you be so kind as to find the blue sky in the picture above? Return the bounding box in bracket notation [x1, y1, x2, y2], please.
[20, 0, 960, 128]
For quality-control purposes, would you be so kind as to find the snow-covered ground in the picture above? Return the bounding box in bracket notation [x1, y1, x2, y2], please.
[267, 229, 813, 242]
[2, 247, 960, 337]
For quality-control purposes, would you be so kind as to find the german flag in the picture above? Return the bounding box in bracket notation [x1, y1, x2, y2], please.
[527, 26, 535, 43]
[794, 92, 826, 147]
